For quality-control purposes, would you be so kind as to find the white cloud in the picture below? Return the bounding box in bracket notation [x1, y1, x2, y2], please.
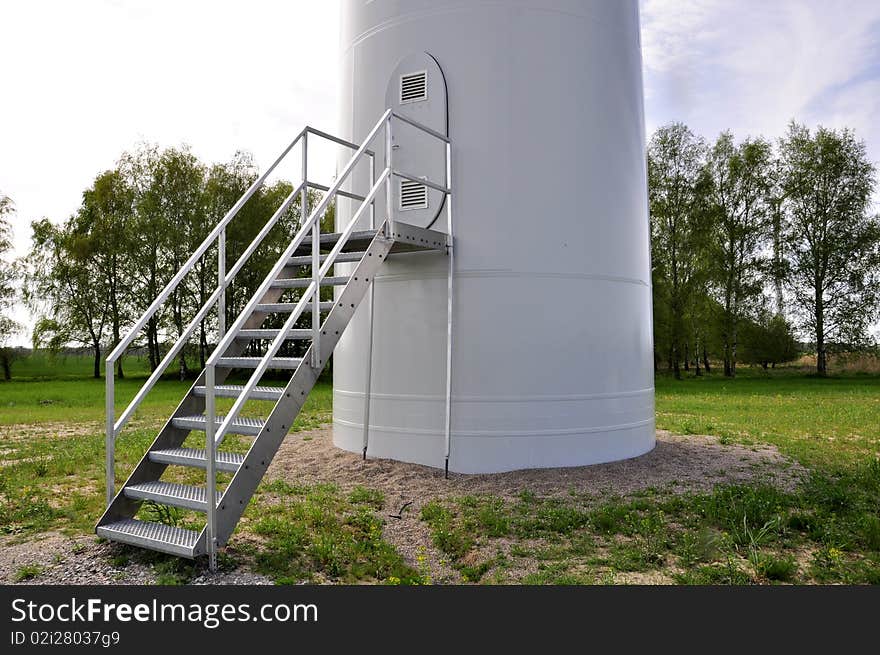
[641, 0, 880, 154]
[0, 0, 340, 344]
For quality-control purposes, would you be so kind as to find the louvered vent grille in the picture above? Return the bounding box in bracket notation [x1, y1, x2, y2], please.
[400, 71, 428, 103]
[400, 179, 428, 210]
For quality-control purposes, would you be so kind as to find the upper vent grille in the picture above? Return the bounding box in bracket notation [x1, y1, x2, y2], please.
[400, 179, 428, 210]
[400, 71, 428, 104]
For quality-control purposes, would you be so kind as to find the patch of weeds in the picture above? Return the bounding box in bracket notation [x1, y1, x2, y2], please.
[261, 479, 308, 496]
[421, 501, 474, 560]
[522, 562, 585, 585]
[216, 551, 240, 572]
[675, 528, 724, 567]
[0, 491, 62, 534]
[140, 500, 183, 528]
[674, 557, 752, 585]
[414, 546, 432, 585]
[459, 557, 496, 583]
[860, 515, 880, 551]
[609, 542, 656, 572]
[589, 503, 630, 535]
[249, 483, 421, 584]
[469, 498, 511, 538]
[14, 564, 44, 582]
[698, 485, 788, 546]
[753, 552, 797, 582]
[153, 557, 195, 585]
[515, 498, 590, 537]
[348, 486, 384, 510]
[110, 553, 130, 568]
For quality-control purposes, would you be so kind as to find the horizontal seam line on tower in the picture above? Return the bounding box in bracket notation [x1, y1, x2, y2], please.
[334, 388, 655, 402]
[333, 417, 653, 437]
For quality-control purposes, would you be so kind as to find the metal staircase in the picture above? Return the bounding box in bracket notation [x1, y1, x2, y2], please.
[96, 110, 453, 568]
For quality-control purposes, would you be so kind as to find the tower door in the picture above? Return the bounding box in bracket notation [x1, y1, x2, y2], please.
[384, 52, 448, 229]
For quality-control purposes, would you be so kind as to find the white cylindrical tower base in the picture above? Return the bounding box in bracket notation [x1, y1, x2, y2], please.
[334, 0, 655, 473]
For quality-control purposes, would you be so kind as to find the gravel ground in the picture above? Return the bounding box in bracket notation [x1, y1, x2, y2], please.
[1, 428, 804, 585]
[0, 533, 272, 585]
[274, 427, 805, 584]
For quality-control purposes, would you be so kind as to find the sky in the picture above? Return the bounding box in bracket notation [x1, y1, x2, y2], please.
[2, 0, 880, 345]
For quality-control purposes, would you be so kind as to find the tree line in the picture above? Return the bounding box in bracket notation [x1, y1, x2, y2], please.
[1, 120, 879, 382]
[6, 144, 329, 380]
[649, 121, 880, 378]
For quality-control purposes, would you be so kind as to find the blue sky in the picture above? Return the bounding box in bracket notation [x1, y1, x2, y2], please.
[2, 0, 880, 343]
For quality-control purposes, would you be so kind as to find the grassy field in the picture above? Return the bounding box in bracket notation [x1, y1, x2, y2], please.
[1, 356, 878, 585]
[655, 369, 880, 469]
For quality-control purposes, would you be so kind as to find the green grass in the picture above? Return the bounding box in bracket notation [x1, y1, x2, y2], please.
[655, 367, 880, 469]
[0, 371, 332, 428]
[8, 351, 153, 381]
[0, 367, 333, 538]
[13, 564, 44, 582]
[421, 460, 880, 584]
[3, 354, 880, 585]
[242, 480, 426, 584]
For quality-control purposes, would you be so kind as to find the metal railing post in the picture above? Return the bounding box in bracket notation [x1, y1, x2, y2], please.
[385, 115, 394, 236]
[305, 133, 321, 369]
[361, 154, 376, 459]
[444, 140, 454, 478]
[105, 365, 115, 506]
[218, 228, 226, 339]
[205, 364, 217, 571]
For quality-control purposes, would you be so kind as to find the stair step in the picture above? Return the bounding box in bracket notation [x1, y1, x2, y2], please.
[149, 447, 245, 472]
[217, 356, 302, 370]
[236, 328, 312, 340]
[299, 229, 377, 247]
[125, 481, 209, 511]
[97, 519, 200, 558]
[288, 251, 366, 266]
[192, 384, 284, 401]
[271, 276, 350, 289]
[173, 414, 265, 436]
[255, 302, 334, 313]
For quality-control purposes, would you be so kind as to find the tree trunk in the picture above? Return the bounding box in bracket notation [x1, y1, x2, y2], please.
[199, 320, 207, 370]
[683, 341, 690, 371]
[1, 354, 10, 381]
[93, 342, 102, 379]
[730, 321, 738, 378]
[703, 346, 711, 373]
[773, 202, 784, 316]
[146, 318, 159, 370]
[815, 284, 826, 377]
[111, 257, 124, 379]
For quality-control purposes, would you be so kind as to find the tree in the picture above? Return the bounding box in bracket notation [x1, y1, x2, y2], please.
[739, 311, 800, 369]
[0, 194, 21, 380]
[150, 147, 206, 379]
[119, 144, 165, 371]
[778, 123, 880, 376]
[77, 170, 134, 378]
[705, 132, 774, 377]
[648, 123, 711, 379]
[24, 218, 109, 378]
